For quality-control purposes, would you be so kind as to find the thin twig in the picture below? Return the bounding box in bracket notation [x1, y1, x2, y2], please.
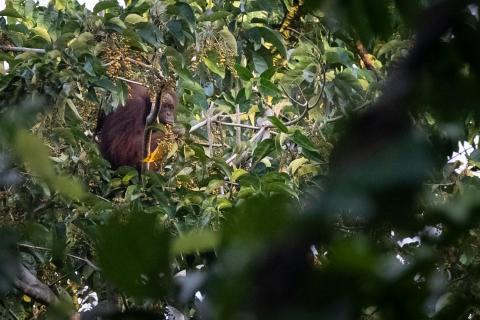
[251, 126, 267, 143]
[7, 309, 20, 320]
[281, 84, 308, 107]
[48, 262, 86, 287]
[112, 76, 144, 86]
[195, 141, 229, 148]
[189, 113, 223, 133]
[0, 45, 46, 53]
[215, 121, 260, 130]
[17, 243, 100, 271]
[125, 57, 153, 70]
[102, 61, 115, 67]
[235, 104, 242, 145]
[207, 102, 214, 156]
[226, 153, 237, 165]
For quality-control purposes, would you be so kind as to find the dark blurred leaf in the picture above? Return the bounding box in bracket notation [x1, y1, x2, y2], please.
[172, 230, 219, 255]
[97, 214, 171, 298]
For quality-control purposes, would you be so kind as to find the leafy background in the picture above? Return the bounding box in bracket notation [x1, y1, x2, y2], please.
[1, 0, 480, 319]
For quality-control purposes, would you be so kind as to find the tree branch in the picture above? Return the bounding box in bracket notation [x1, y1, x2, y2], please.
[0, 45, 46, 53]
[13, 264, 57, 306]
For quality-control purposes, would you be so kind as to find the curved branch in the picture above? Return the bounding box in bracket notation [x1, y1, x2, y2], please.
[13, 264, 57, 306]
[146, 90, 162, 126]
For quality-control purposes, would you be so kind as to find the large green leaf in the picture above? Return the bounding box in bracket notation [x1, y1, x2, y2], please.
[172, 230, 219, 255]
[93, 0, 120, 14]
[97, 214, 171, 298]
[248, 26, 287, 58]
[204, 51, 226, 78]
[124, 13, 147, 24]
[219, 28, 238, 54]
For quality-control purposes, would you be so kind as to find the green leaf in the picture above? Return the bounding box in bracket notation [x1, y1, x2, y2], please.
[325, 47, 355, 67]
[123, 28, 148, 51]
[261, 66, 277, 80]
[268, 116, 288, 133]
[290, 130, 318, 152]
[32, 26, 51, 43]
[122, 170, 139, 184]
[235, 64, 253, 81]
[0, 8, 23, 18]
[124, 13, 147, 24]
[259, 78, 281, 97]
[164, 46, 185, 69]
[66, 99, 82, 121]
[204, 52, 225, 78]
[15, 130, 55, 179]
[253, 139, 275, 162]
[264, 181, 297, 198]
[232, 169, 248, 183]
[217, 198, 233, 210]
[174, 2, 196, 27]
[206, 179, 225, 193]
[136, 23, 162, 47]
[289, 157, 309, 175]
[213, 158, 232, 178]
[238, 186, 255, 198]
[15, 131, 86, 200]
[252, 53, 268, 74]
[198, 11, 229, 22]
[248, 26, 287, 58]
[69, 32, 94, 54]
[93, 0, 120, 14]
[51, 176, 87, 200]
[97, 214, 171, 298]
[53, 128, 77, 146]
[94, 77, 116, 92]
[171, 230, 219, 255]
[167, 20, 185, 46]
[107, 17, 127, 29]
[218, 28, 237, 54]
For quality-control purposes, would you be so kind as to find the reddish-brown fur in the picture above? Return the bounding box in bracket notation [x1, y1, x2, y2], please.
[99, 84, 162, 171]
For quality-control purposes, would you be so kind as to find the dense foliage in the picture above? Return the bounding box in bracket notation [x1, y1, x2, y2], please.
[1, 0, 480, 319]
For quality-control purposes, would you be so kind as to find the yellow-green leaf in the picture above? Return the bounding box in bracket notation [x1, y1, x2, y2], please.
[248, 105, 259, 125]
[218, 28, 237, 54]
[172, 230, 219, 255]
[166, 142, 178, 160]
[289, 157, 309, 175]
[124, 13, 147, 24]
[108, 17, 127, 29]
[32, 26, 51, 42]
[217, 198, 232, 210]
[231, 168, 248, 182]
[52, 176, 87, 200]
[16, 131, 55, 179]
